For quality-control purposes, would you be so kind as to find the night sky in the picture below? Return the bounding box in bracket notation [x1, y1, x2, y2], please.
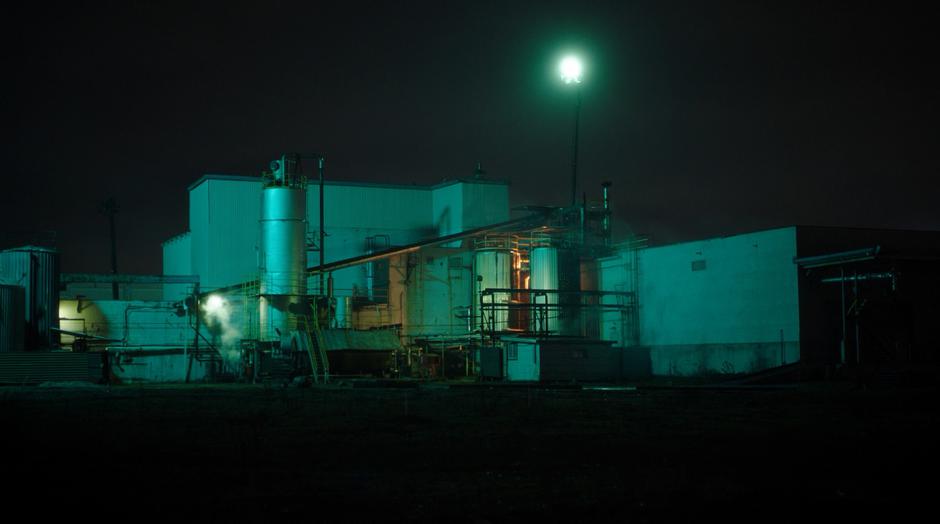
[4, 1, 937, 274]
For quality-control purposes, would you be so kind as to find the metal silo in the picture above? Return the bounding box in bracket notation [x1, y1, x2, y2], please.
[580, 259, 600, 338]
[0, 284, 25, 352]
[0, 246, 60, 350]
[529, 246, 580, 335]
[259, 155, 308, 342]
[473, 249, 512, 331]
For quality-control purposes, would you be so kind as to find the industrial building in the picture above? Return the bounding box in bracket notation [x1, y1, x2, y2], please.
[1, 154, 938, 384]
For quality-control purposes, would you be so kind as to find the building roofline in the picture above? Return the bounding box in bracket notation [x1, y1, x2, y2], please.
[187, 174, 259, 191]
[0, 245, 58, 254]
[641, 224, 940, 251]
[161, 231, 191, 246]
[186, 173, 510, 192]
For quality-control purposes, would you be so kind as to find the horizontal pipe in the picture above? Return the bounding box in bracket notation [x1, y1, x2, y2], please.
[481, 288, 634, 296]
[820, 272, 895, 284]
[62, 273, 200, 284]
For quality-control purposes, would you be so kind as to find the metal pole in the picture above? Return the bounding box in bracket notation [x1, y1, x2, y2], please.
[318, 156, 325, 297]
[853, 270, 860, 366]
[840, 266, 846, 365]
[570, 86, 581, 207]
[99, 197, 120, 300]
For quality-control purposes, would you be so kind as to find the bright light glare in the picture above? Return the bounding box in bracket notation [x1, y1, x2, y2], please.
[205, 295, 224, 312]
[559, 56, 583, 84]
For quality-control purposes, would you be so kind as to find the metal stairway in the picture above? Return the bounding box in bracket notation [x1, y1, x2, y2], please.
[297, 317, 330, 383]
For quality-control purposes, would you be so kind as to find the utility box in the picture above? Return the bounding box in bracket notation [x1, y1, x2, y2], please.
[502, 336, 619, 382]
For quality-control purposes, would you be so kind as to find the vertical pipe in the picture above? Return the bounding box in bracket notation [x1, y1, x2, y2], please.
[602, 181, 612, 245]
[570, 86, 581, 207]
[109, 210, 118, 300]
[580, 192, 586, 245]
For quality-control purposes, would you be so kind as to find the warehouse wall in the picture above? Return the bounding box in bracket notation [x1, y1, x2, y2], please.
[634, 227, 801, 376]
[189, 176, 262, 290]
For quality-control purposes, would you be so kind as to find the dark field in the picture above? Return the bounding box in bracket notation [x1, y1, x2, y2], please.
[3, 381, 937, 521]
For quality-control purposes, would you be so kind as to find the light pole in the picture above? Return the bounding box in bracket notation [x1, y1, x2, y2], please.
[559, 55, 583, 207]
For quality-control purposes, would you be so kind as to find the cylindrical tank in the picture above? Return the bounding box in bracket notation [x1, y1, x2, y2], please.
[529, 247, 580, 335]
[0, 246, 60, 350]
[473, 249, 512, 331]
[0, 284, 25, 352]
[259, 186, 307, 342]
[580, 259, 600, 338]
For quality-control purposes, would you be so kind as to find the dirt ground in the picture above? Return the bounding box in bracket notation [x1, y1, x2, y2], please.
[2, 380, 937, 522]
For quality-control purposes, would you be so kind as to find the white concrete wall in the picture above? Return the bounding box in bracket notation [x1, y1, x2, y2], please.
[638, 227, 801, 375]
[59, 299, 190, 346]
[58, 298, 208, 382]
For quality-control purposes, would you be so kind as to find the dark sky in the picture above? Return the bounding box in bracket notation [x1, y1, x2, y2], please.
[4, 1, 937, 274]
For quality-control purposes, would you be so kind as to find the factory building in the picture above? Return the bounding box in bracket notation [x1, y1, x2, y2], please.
[2, 155, 938, 384]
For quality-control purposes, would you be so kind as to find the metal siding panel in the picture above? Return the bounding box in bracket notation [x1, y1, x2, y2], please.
[162, 233, 193, 301]
[431, 183, 464, 238]
[208, 179, 262, 289]
[310, 185, 432, 233]
[189, 183, 211, 291]
[0, 352, 104, 384]
[1, 285, 25, 352]
[0, 247, 60, 349]
[461, 183, 509, 230]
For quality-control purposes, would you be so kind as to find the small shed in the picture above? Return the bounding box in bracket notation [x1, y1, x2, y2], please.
[501, 336, 619, 382]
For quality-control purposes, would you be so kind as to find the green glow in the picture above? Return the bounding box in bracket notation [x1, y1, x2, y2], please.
[559, 55, 583, 84]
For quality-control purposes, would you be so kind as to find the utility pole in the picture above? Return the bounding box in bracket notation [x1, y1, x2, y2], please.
[99, 197, 120, 299]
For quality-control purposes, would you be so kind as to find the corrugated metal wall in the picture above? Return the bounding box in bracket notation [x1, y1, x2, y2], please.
[162, 232, 193, 301]
[0, 352, 105, 384]
[1, 285, 25, 352]
[0, 246, 60, 350]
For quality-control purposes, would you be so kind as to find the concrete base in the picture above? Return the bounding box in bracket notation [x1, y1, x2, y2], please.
[648, 342, 801, 377]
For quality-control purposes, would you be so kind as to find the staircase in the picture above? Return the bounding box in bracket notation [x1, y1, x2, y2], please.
[298, 316, 330, 384]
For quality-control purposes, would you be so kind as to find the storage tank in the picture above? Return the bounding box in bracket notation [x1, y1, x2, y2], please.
[580, 259, 600, 338]
[529, 246, 580, 335]
[259, 157, 308, 342]
[0, 246, 60, 350]
[473, 249, 512, 331]
[0, 284, 25, 352]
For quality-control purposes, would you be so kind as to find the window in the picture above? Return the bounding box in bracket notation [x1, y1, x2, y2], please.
[507, 343, 518, 360]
